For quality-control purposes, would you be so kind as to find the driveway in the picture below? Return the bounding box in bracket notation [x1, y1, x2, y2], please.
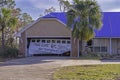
[0, 57, 120, 80]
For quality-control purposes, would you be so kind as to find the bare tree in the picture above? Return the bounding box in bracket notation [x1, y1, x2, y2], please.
[44, 7, 56, 15]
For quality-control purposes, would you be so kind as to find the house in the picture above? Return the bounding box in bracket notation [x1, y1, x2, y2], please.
[16, 12, 120, 57]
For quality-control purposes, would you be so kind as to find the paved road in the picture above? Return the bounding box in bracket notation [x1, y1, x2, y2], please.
[0, 57, 120, 80]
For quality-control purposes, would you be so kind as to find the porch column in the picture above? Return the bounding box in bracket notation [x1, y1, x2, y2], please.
[109, 38, 112, 54]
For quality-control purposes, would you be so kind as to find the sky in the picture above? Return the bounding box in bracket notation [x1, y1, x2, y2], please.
[15, 0, 120, 20]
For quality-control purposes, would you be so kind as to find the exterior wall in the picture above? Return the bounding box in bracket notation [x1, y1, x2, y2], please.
[19, 32, 26, 56]
[112, 38, 120, 54]
[117, 39, 120, 54]
[93, 38, 120, 54]
[93, 38, 110, 53]
[112, 39, 117, 54]
[26, 18, 71, 37]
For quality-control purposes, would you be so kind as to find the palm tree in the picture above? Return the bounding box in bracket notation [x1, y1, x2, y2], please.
[65, 0, 103, 55]
[0, 8, 17, 49]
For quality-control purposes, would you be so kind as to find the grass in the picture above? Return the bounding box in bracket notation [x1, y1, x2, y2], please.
[53, 64, 120, 80]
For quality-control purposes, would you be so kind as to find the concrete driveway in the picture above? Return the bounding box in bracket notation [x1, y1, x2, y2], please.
[0, 57, 120, 80]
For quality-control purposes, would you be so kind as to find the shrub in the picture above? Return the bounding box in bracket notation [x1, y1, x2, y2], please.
[100, 53, 113, 58]
[0, 47, 19, 58]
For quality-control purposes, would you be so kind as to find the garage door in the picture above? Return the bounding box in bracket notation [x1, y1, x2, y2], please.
[28, 38, 71, 55]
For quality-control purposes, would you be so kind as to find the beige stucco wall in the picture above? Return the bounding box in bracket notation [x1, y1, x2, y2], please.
[26, 18, 71, 37]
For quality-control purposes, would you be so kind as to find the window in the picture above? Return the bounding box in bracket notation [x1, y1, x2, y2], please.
[87, 40, 93, 46]
[94, 47, 100, 52]
[93, 46, 107, 52]
[67, 40, 70, 44]
[42, 40, 46, 43]
[62, 40, 66, 44]
[47, 40, 50, 43]
[37, 40, 40, 42]
[101, 47, 107, 52]
[32, 39, 35, 42]
[52, 40, 55, 43]
[57, 40, 61, 43]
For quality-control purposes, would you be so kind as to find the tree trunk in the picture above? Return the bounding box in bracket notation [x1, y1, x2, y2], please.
[80, 33, 83, 56]
[80, 40, 87, 55]
[79, 32, 87, 56]
[1, 29, 5, 49]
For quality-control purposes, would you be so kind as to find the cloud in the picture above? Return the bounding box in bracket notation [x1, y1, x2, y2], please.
[15, 0, 44, 20]
[15, 0, 120, 20]
[108, 8, 120, 12]
[29, 0, 120, 12]
[97, 0, 120, 12]
[29, 0, 60, 11]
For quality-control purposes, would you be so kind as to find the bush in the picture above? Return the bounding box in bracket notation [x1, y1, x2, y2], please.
[79, 52, 101, 60]
[0, 47, 19, 58]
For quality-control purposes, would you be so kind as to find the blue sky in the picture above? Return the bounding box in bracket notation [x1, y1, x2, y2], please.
[15, 0, 120, 20]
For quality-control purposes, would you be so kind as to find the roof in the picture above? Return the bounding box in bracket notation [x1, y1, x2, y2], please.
[95, 12, 120, 38]
[42, 12, 67, 24]
[43, 12, 120, 38]
[17, 12, 120, 38]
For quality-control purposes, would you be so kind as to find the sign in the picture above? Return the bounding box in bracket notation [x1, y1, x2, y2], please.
[28, 42, 71, 54]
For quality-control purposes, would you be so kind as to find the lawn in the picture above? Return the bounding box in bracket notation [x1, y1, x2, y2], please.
[53, 64, 120, 80]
